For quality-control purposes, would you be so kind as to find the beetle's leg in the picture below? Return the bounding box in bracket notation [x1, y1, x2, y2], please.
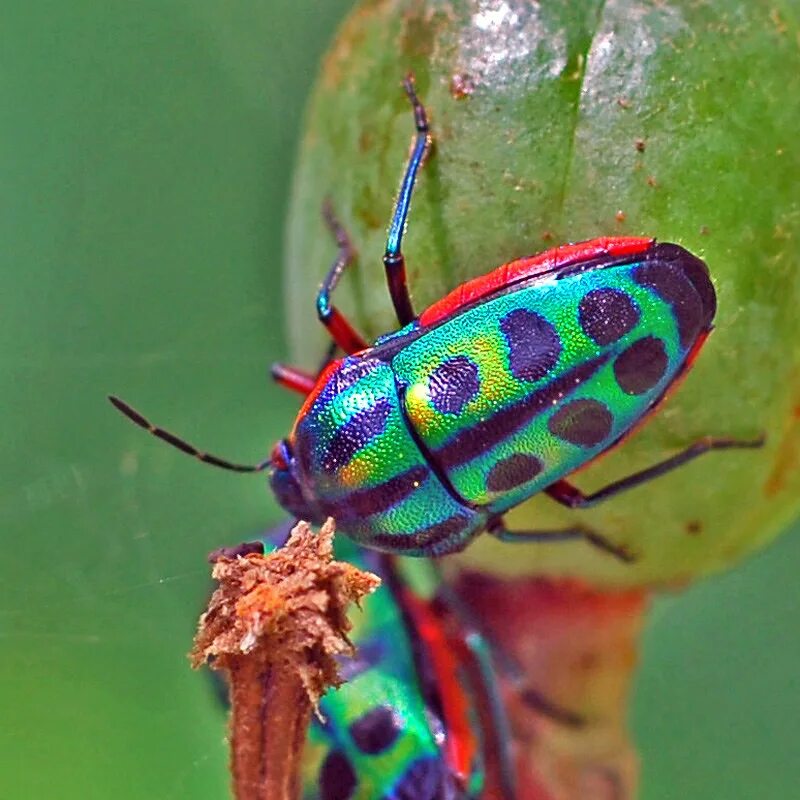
[383, 74, 431, 327]
[487, 516, 635, 563]
[446, 587, 588, 731]
[316, 199, 369, 354]
[442, 582, 590, 729]
[271, 342, 338, 398]
[517, 686, 588, 729]
[457, 629, 517, 800]
[436, 582, 523, 680]
[269, 363, 317, 396]
[545, 434, 765, 509]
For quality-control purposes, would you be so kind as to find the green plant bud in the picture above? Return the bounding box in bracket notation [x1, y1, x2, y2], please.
[285, 0, 800, 588]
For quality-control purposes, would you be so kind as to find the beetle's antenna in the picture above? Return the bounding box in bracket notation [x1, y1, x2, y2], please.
[108, 395, 269, 473]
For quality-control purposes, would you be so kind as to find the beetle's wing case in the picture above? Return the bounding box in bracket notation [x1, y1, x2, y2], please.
[304, 544, 466, 797]
[291, 355, 484, 554]
[307, 541, 486, 798]
[390, 241, 715, 513]
[417, 236, 654, 328]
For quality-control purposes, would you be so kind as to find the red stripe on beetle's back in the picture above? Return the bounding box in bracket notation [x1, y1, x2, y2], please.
[292, 358, 344, 433]
[399, 586, 477, 787]
[419, 237, 654, 327]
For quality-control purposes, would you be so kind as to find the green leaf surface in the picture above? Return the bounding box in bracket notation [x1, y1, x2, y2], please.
[286, 0, 800, 587]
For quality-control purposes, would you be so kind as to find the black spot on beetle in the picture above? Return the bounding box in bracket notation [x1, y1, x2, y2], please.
[320, 750, 357, 800]
[500, 308, 562, 382]
[427, 355, 480, 415]
[486, 453, 543, 492]
[349, 705, 402, 754]
[633, 247, 715, 347]
[613, 336, 668, 395]
[321, 399, 392, 472]
[384, 757, 450, 800]
[578, 288, 640, 346]
[548, 399, 613, 447]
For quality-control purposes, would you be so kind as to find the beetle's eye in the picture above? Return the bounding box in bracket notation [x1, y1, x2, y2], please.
[270, 440, 291, 471]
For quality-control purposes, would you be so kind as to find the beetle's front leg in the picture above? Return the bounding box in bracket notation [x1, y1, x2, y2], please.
[269, 363, 317, 396]
[271, 338, 339, 397]
[316, 200, 369, 354]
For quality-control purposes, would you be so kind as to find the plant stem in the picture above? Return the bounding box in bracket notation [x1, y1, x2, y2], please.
[191, 519, 380, 800]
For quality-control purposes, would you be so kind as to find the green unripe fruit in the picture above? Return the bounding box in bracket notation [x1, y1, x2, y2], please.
[285, 0, 800, 588]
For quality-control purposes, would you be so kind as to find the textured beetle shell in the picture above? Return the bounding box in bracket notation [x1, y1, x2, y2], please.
[394, 243, 713, 514]
[292, 355, 485, 555]
[284, 240, 715, 556]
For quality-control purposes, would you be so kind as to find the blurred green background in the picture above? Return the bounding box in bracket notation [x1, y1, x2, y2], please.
[2, 2, 798, 798]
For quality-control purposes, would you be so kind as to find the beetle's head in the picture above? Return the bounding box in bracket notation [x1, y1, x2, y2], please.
[268, 437, 319, 521]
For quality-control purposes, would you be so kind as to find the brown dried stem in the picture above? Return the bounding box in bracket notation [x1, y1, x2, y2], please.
[190, 518, 381, 800]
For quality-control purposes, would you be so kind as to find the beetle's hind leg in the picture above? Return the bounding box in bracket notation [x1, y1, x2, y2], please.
[545, 434, 765, 509]
[383, 74, 432, 327]
[487, 516, 635, 563]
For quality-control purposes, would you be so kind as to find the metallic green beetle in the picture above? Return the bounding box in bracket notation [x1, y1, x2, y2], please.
[110, 76, 761, 560]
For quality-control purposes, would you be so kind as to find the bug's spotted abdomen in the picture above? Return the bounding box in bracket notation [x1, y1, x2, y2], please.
[291, 356, 484, 555]
[280, 240, 715, 555]
[392, 242, 715, 513]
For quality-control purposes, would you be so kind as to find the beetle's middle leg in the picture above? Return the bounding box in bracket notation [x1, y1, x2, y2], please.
[453, 626, 517, 799]
[487, 516, 635, 563]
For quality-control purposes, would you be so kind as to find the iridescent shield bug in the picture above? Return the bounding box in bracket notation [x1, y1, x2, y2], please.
[111, 76, 762, 560]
